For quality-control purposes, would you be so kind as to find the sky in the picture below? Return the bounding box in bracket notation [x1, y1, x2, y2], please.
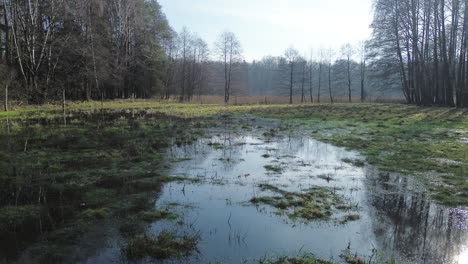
[158, 0, 373, 62]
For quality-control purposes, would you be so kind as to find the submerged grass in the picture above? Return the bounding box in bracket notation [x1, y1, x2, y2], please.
[264, 164, 283, 173]
[123, 231, 199, 260]
[251, 184, 358, 222]
[259, 253, 334, 264]
[138, 210, 178, 222]
[259, 247, 395, 264]
[0, 108, 206, 262]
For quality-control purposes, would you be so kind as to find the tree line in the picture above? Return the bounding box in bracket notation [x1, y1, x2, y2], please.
[0, 0, 251, 105]
[371, 0, 468, 106]
[1, 0, 434, 107]
[248, 44, 376, 104]
[0, 0, 174, 104]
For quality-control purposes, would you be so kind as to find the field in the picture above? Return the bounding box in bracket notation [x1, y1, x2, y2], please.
[1, 101, 467, 263]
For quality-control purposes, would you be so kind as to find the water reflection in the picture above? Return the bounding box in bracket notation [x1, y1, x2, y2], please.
[364, 167, 468, 263]
[3, 113, 468, 263]
[154, 129, 468, 264]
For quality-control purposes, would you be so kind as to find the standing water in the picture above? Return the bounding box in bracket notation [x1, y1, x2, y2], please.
[84, 118, 468, 263]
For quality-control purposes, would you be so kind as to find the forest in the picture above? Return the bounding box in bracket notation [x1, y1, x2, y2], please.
[2, 0, 466, 106]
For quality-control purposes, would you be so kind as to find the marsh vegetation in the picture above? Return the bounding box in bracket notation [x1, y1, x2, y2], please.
[1, 102, 468, 263]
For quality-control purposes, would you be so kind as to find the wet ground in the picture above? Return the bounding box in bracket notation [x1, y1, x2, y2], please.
[83, 117, 468, 263]
[2, 113, 468, 263]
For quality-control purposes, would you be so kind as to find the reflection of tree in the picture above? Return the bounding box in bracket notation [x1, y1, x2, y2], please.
[276, 135, 307, 158]
[168, 118, 245, 174]
[364, 167, 468, 263]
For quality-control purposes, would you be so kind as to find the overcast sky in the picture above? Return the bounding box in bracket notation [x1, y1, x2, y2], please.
[159, 0, 373, 62]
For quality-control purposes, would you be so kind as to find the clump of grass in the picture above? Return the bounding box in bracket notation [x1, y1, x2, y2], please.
[317, 174, 334, 182]
[340, 214, 361, 224]
[251, 185, 355, 222]
[258, 184, 287, 194]
[341, 158, 366, 168]
[340, 249, 367, 264]
[124, 231, 199, 260]
[264, 165, 283, 173]
[258, 252, 334, 264]
[260, 246, 395, 264]
[138, 210, 178, 222]
[208, 142, 224, 150]
[159, 175, 201, 183]
[80, 208, 110, 221]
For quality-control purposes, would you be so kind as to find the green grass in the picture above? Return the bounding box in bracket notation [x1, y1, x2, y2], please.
[123, 231, 199, 260]
[4, 102, 468, 205]
[259, 247, 395, 264]
[138, 210, 178, 222]
[2, 101, 468, 261]
[251, 184, 359, 222]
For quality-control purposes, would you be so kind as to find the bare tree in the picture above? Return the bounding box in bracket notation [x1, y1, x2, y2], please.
[0, 65, 14, 111]
[357, 41, 367, 102]
[215, 31, 242, 103]
[179, 27, 192, 102]
[284, 47, 299, 104]
[341, 43, 354, 103]
[317, 49, 324, 103]
[326, 48, 335, 104]
[192, 37, 209, 100]
[308, 52, 314, 103]
[3, 0, 59, 102]
[299, 57, 307, 103]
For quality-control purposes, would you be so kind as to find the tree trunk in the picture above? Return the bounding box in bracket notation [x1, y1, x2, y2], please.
[360, 60, 365, 103]
[4, 83, 7, 111]
[347, 56, 352, 103]
[289, 62, 294, 104]
[317, 63, 322, 103]
[328, 63, 333, 104]
[309, 64, 313, 103]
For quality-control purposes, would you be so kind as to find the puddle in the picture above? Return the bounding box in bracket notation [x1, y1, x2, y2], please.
[84, 124, 468, 263]
[161, 133, 468, 263]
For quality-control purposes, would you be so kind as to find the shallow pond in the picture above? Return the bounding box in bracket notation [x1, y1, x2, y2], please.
[83, 120, 468, 263]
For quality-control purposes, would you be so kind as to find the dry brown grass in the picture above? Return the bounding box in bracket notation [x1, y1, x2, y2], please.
[155, 95, 405, 105]
[1, 96, 406, 112]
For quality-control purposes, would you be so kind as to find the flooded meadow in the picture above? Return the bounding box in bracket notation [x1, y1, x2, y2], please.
[1, 109, 468, 263]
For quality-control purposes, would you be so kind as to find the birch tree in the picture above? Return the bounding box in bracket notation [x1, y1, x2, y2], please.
[341, 43, 354, 102]
[215, 31, 242, 103]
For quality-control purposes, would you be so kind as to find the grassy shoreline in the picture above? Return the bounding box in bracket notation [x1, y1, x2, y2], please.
[3, 101, 468, 206]
[4, 101, 468, 206]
